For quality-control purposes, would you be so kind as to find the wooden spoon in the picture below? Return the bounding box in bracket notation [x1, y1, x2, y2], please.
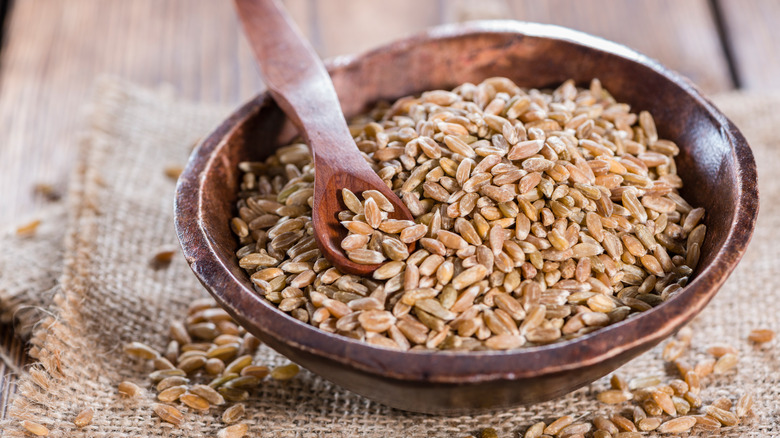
[234, 0, 415, 276]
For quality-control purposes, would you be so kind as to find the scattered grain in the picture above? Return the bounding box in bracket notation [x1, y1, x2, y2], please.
[657, 416, 696, 433]
[637, 417, 661, 431]
[693, 414, 722, 431]
[479, 427, 498, 438]
[218, 423, 250, 438]
[33, 182, 62, 201]
[158, 385, 187, 403]
[150, 248, 176, 269]
[523, 421, 546, 438]
[180, 393, 211, 411]
[270, 363, 300, 381]
[118, 381, 143, 398]
[164, 165, 185, 180]
[21, 420, 49, 436]
[713, 353, 738, 374]
[16, 219, 41, 236]
[544, 415, 573, 435]
[707, 343, 738, 357]
[191, 384, 226, 406]
[748, 328, 774, 344]
[705, 405, 739, 426]
[153, 403, 184, 426]
[597, 390, 632, 404]
[123, 342, 160, 360]
[736, 393, 754, 417]
[222, 403, 246, 424]
[73, 407, 94, 427]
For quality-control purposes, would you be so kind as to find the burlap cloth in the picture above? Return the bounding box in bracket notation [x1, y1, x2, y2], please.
[0, 206, 66, 338]
[1, 78, 778, 437]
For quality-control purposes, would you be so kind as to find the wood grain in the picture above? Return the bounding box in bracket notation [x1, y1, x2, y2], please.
[0, 0, 264, 225]
[294, 0, 733, 92]
[453, 0, 734, 94]
[716, 0, 780, 90]
[0, 323, 25, 419]
[307, 0, 441, 57]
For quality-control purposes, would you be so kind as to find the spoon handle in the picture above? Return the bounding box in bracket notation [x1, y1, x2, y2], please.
[234, 0, 355, 163]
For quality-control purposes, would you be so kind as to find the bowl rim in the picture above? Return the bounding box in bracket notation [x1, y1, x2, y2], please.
[175, 20, 759, 384]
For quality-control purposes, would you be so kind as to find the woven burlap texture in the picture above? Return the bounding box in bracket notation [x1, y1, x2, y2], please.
[1, 79, 778, 437]
[0, 206, 66, 337]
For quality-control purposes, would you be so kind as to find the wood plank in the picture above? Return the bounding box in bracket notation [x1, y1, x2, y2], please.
[716, 0, 780, 90]
[0, 323, 27, 420]
[0, 0, 264, 225]
[282, 0, 319, 50]
[0, 0, 265, 419]
[0, 0, 10, 45]
[487, 0, 733, 94]
[311, 0, 441, 58]
[310, 0, 732, 93]
[441, 0, 513, 22]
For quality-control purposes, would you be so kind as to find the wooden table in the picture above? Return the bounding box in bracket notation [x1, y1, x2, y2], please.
[1, 0, 778, 420]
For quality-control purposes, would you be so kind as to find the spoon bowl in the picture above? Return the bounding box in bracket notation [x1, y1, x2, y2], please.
[175, 21, 758, 414]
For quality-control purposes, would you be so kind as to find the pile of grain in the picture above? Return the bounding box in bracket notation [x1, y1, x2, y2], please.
[231, 77, 705, 351]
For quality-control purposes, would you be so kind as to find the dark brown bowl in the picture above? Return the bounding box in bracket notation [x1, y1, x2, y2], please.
[174, 21, 758, 414]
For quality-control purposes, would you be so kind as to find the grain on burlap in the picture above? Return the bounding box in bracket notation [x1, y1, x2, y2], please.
[0, 80, 779, 437]
[0, 206, 66, 338]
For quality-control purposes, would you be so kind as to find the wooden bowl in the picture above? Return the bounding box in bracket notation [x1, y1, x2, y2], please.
[174, 21, 758, 414]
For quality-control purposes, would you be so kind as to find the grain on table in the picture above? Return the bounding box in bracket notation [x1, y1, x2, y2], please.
[73, 407, 94, 427]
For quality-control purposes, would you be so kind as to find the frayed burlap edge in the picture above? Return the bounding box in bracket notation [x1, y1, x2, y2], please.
[0, 77, 191, 436]
[1, 80, 99, 435]
[0, 77, 234, 437]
